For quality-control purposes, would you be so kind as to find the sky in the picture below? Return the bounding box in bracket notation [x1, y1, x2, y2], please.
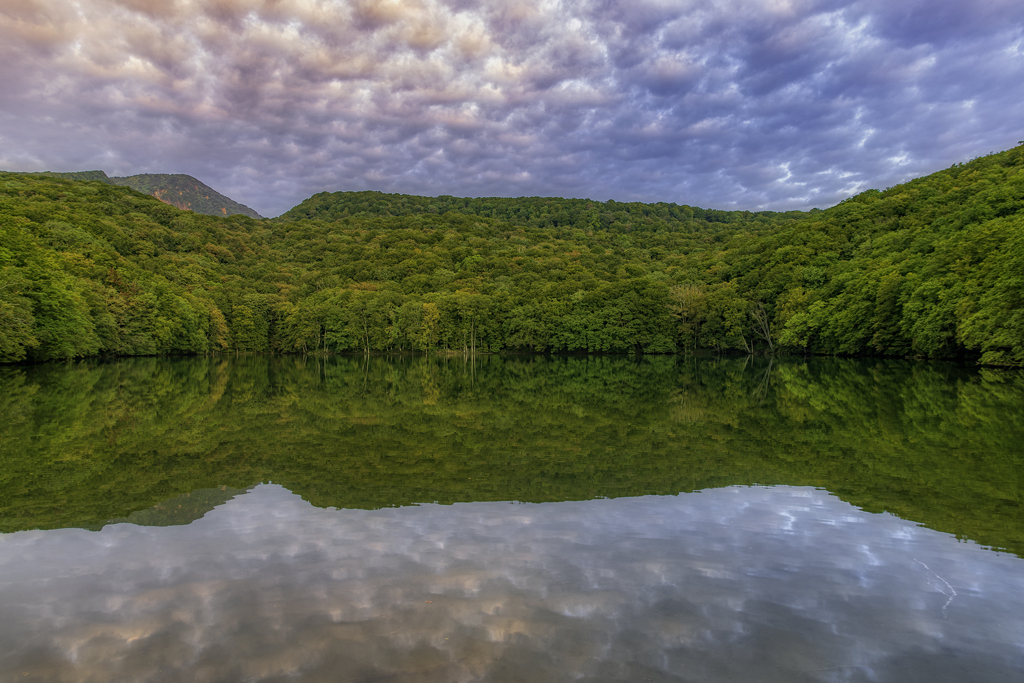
[1, 0, 1022, 217]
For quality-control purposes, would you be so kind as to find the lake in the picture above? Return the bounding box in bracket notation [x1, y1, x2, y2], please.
[1, 355, 1022, 682]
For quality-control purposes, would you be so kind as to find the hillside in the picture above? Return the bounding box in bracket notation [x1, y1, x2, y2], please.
[0, 144, 1021, 365]
[2, 169, 261, 218]
[110, 173, 263, 218]
[280, 190, 806, 232]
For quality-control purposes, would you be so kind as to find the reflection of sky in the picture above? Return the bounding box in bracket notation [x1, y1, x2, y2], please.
[1, 485, 1022, 682]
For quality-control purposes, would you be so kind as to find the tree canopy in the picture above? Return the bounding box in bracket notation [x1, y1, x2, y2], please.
[1, 143, 1022, 364]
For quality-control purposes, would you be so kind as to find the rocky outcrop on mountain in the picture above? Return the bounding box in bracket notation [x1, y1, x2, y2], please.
[110, 174, 262, 218]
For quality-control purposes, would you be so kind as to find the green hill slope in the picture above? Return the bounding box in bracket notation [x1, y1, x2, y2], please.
[280, 189, 805, 234]
[714, 146, 1024, 364]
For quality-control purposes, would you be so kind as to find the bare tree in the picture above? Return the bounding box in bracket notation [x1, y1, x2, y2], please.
[749, 302, 775, 353]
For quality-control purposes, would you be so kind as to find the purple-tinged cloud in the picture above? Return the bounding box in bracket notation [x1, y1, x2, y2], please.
[0, 0, 1021, 216]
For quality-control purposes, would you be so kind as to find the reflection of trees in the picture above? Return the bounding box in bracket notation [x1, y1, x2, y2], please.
[1, 356, 1021, 556]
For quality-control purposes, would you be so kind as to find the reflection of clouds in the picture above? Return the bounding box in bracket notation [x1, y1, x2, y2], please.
[1, 485, 1023, 681]
[2, 2, 1023, 215]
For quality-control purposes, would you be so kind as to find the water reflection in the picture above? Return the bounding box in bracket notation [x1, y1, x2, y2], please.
[1, 484, 1021, 682]
[2, 356, 1023, 680]
[2, 355, 1022, 556]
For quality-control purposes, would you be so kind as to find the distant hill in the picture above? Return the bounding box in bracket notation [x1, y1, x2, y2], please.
[4, 169, 261, 218]
[110, 173, 262, 219]
[278, 189, 801, 231]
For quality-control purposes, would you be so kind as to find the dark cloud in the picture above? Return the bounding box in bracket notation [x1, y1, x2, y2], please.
[0, 0, 1022, 216]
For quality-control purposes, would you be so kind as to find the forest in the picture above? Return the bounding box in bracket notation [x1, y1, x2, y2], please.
[1, 144, 1022, 365]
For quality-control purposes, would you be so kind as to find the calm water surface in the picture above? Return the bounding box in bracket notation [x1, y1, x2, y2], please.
[0, 355, 1022, 682]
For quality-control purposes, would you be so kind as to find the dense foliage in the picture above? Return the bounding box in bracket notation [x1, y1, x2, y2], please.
[1, 144, 1022, 364]
[2, 355, 1021, 556]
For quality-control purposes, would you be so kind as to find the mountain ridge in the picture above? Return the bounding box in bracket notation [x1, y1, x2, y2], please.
[109, 173, 263, 219]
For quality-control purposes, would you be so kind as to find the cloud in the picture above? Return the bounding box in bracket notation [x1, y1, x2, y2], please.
[0, 0, 1021, 216]
[1, 485, 1023, 681]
